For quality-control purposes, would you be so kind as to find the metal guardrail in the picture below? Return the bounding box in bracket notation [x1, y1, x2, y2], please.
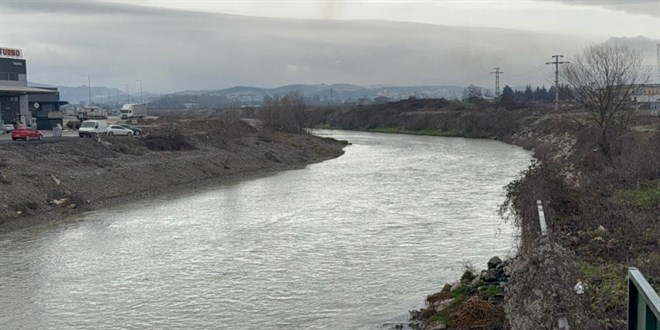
[628, 267, 660, 330]
[536, 200, 548, 237]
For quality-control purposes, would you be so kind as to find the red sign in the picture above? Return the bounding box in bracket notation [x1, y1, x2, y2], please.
[0, 47, 23, 58]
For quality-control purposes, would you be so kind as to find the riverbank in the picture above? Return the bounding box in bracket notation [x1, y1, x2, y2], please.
[0, 115, 347, 233]
[312, 99, 660, 329]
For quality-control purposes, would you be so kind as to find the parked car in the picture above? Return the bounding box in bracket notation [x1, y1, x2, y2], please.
[2, 122, 14, 133]
[106, 125, 134, 136]
[118, 124, 142, 135]
[12, 128, 43, 141]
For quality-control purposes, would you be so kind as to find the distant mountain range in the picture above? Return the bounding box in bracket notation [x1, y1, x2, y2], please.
[172, 83, 467, 104]
[29, 82, 469, 107]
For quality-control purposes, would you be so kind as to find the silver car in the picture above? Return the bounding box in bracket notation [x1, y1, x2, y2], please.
[106, 125, 134, 136]
[2, 123, 14, 134]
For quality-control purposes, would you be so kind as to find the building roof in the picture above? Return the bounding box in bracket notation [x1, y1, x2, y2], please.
[0, 85, 58, 94]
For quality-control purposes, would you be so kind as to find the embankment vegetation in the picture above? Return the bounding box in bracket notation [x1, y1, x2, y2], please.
[307, 45, 658, 330]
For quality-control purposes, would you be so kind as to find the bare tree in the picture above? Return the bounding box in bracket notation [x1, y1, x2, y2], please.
[257, 91, 309, 134]
[462, 84, 483, 102]
[561, 43, 649, 158]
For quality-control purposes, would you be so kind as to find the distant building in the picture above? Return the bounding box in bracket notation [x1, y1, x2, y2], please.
[29, 88, 68, 129]
[0, 46, 64, 127]
[357, 98, 371, 106]
[631, 84, 660, 103]
[650, 98, 660, 116]
[631, 84, 660, 116]
[183, 102, 201, 110]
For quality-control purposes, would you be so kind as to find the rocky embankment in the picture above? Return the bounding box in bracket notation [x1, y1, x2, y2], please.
[0, 117, 347, 233]
[409, 257, 509, 330]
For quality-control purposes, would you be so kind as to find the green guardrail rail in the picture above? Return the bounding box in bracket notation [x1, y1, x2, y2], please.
[628, 267, 660, 330]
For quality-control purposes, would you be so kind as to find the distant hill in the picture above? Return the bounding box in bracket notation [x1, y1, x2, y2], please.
[167, 83, 467, 107]
[28, 82, 158, 106]
[30, 82, 469, 108]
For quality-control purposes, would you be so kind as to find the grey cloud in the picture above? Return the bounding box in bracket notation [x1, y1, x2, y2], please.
[1, 0, 646, 92]
[539, 0, 659, 17]
[1, 0, 174, 16]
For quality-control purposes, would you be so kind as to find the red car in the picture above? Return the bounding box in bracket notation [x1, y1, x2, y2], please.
[12, 128, 43, 141]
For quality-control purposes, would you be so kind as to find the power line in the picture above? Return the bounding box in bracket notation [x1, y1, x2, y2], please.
[545, 55, 569, 110]
[490, 67, 503, 98]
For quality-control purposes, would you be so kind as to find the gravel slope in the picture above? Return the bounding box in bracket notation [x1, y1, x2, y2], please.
[0, 120, 346, 233]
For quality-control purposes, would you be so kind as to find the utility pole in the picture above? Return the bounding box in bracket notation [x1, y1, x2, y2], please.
[546, 55, 569, 110]
[124, 84, 130, 104]
[490, 67, 503, 98]
[134, 79, 143, 104]
[656, 42, 660, 84]
[81, 74, 91, 106]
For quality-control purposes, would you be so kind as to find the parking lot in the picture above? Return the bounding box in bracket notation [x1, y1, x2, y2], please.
[0, 129, 80, 143]
[0, 115, 150, 144]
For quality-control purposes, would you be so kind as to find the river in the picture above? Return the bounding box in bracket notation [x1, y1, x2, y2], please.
[0, 130, 531, 329]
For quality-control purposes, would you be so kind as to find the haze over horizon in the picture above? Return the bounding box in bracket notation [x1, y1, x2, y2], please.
[1, 0, 658, 93]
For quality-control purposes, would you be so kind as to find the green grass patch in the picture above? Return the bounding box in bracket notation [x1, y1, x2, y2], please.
[428, 313, 449, 323]
[613, 180, 660, 208]
[578, 259, 627, 316]
[460, 270, 476, 284]
[450, 285, 473, 298]
[367, 127, 467, 137]
[485, 285, 503, 298]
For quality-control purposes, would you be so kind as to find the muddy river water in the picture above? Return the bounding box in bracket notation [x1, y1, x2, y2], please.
[0, 130, 532, 329]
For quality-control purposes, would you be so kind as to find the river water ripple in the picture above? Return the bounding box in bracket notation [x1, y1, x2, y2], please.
[0, 130, 531, 329]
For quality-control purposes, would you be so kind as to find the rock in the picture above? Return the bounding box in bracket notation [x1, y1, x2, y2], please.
[380, 322, 404, 329]
[419, 306, 435, 319]
[470, 275, 481, 287]
[487, 256, 503, 270]
[425, 320, 447, 330]
[49, 198, 70, 207]
[591, 236, 605, 243]
[428, 284, 452, 306]
[450, 282, 461, 292]
[596, 225, 609, 236]
[434, 298, 455, 313]
[482, 269, 498, 282]
[264, 152, 281, 163]
[51, 175, 61, 185]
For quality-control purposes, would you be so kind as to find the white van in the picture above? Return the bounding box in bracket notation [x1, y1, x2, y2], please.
[78, 120, 108, 138]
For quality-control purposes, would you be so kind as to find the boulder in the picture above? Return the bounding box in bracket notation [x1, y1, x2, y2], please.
[470, 275, 481, 287]
[419, 306, 435, 319]
[425, 321, 447, 330]
[427, 284, 452, 306]
[487, 256, 503, 270]
[434, 298, 455, 313]
[482, 269, 498, 282]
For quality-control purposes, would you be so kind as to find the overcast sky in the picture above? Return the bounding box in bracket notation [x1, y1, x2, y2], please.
[0, 0, 657, 92]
